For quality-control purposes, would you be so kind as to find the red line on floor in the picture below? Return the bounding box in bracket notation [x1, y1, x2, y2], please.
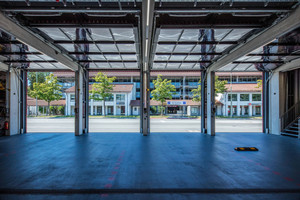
[284, 177, 294, 182]
[272, 171, 280, 175]
[105, 184, 112, 188]
[101, 151, 125, 198]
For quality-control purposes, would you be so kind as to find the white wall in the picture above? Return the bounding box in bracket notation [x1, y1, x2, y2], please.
[220, 92, 262, 116]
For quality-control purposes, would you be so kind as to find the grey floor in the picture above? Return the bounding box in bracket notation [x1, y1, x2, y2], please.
[0, 132, 299, 199]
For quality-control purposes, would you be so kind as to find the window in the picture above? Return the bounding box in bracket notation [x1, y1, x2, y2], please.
[228, 94, 237, 101]
[116, 94, 125, 101]
[252, 94, 261, 101]
[134, 107, 137, 111]
[238, 76, 260, 83]
[92, 94, 101, 101]
[219, 76, 237, 83]
[240, 94, 249, 101]
[105, 95, 114, 101]
[70, 94, 75, 101]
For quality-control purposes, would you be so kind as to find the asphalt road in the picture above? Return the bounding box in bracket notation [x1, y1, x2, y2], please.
[27, 118, 262, 133]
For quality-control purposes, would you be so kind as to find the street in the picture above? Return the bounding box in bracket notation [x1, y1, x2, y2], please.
[27, 118, 262, 133]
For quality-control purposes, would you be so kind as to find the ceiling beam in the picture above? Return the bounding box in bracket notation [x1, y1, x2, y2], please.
[0, 12, 79, 71]
[5, 60, 138, 63]
[208, 6, 300, 72]
[274, 58, 300, 72]
[2, 51, 300, 57]
[0, 62, 8, 71]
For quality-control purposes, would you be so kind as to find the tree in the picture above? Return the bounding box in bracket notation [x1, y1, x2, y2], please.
[256, 79, 262, 91]
[151, 74, 176, 115]
[28, 74, 62, 115]
[192, 76, 227, 102]
[89, 72, 116, 116]
[28, 72, 50, 90]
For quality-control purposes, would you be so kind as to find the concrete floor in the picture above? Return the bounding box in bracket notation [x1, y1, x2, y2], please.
[27, 118, 262, 133]
[0, 133, 300, 199]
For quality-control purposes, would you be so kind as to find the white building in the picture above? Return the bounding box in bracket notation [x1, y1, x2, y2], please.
[65, 83, 136, 116]
[63, 82, 261, 117]
[219, 83, 262, 117]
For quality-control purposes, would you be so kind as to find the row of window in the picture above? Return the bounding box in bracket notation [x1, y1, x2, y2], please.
[228, 94, 261, 101]
[218, 76, 260, 83]
[70, 94, 125, 102]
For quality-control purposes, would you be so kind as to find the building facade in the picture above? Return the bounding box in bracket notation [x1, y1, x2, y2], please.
[51, 70, 262, 117]
[65, 84, 135, 116]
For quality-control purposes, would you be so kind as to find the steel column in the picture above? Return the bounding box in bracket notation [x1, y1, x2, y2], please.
[201, 71, 206, 134]
[75, 68, 89, 136]
[20, 68, 27, 134]
[263, 71, 270, 133]
[140, 65, 144, 134]
[7, 67, 27, 135]
[141, 67, 150, 136]
[140, 0, 154, 136]
[207, 71, 215, 136]
[83, 69, 89, 134]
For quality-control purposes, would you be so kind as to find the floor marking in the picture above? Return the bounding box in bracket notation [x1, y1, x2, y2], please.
[234, 151, 299, 187]
[272, 171, 280, 175]
[284, 177, 294, 182]
[101, 151, 125, 198]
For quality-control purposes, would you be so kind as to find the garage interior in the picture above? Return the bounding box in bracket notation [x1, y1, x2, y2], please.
[0, 0, 300, 199]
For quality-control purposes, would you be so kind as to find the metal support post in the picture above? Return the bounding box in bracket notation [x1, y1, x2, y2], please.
[5, 70, 9, 136]
[19, 68, 27, 134]
[201, 71, 206, 134]
[83, 69, 89, 134]
[140, 65, 144, 134]
[7, 67, 27, 135]
[207, 70, 215, 136]
[298, 118, 300, 139]
[75, 68, 89, 136]
[142, 69, 150, 136]
[263, 71, 270, 134]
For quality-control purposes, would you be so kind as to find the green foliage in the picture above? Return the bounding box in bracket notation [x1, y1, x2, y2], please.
[89, 72, 116, 116]
[90, 72, 116, 101]
[215, 76, 228, 94]
[256, 79, 262, 91]
[57, 106, 65, 115]
[191, 80, 201, 102]
[28, 74, 62, 115]
[151, 74, 176, 115]
[192, 76, 227, 102]
[150, 106, 158, 114]
[48, 106, 65, 115]
[28, 72, 50, 90]
[158, 106, 165, 115]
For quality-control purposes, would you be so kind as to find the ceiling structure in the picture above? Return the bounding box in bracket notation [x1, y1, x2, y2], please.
[0, 0, 299, 72]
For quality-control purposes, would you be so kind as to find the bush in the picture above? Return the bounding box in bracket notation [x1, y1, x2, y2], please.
[57, 106, 65, 115]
